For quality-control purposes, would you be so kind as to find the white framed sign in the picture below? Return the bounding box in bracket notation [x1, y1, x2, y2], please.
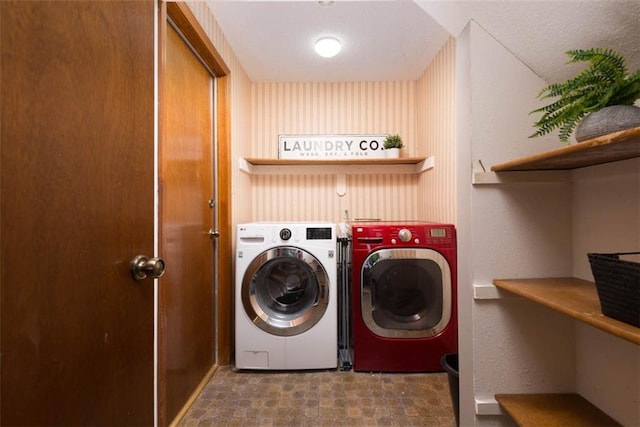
[278, 134, 388, 160]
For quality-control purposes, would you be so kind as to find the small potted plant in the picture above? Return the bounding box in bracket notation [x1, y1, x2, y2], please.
[383, 134, 404, 158]
[530, 48, 640, 144]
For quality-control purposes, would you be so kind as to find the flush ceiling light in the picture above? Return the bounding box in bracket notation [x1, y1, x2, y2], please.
[314, 37, 341, 58]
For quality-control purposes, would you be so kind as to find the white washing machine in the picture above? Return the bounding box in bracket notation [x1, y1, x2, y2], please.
[235, 222, 338, 370]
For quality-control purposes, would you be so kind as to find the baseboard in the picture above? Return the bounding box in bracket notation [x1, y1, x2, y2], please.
[170, 364, 219, 427]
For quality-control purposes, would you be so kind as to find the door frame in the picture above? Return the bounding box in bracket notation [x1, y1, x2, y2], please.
[158, 2, 232, 424]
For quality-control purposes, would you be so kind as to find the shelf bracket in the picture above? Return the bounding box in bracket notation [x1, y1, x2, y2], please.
[473, 283, 514, 300]
[475, 398, 503, 415]
[416, 156, 435, 173]
[238, 158, 253, 175]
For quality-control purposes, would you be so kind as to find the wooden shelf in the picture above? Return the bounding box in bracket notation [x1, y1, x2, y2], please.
[495, 393, 621, 427]
[491, 126, 640, 171]
[238, 156, 434, 196]
[243, 156, 427, 166]
[239, 157, 433, 175]
[492, 278, 640, 345]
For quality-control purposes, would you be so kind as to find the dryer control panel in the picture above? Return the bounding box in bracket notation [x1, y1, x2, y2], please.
[349, 221, 456, 249]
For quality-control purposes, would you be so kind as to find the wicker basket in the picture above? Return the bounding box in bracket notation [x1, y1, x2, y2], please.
[587, 252, 640, 327]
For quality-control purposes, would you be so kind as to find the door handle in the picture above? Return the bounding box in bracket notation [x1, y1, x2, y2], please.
[130, 255, 165, 281]
[204, 229, 220, 238]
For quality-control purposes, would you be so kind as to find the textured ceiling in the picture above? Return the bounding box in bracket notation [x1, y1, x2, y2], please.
[417, 1, 640, 84]
[207, 1, 450, 82]
[207, 1, 640, 84]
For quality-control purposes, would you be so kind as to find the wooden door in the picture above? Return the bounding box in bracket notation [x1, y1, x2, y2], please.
[158, 20, 217, 424]
[0, 1, 156, 425]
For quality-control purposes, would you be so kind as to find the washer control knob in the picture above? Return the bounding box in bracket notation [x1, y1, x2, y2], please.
[279, 228, 292, 241]
[398, 228, 412, 242]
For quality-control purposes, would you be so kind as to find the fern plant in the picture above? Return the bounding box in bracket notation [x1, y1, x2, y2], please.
[530, 48, 640, 144]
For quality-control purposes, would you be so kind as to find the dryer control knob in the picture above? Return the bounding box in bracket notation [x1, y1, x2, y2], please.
[279, 228, 292, 240]
[398, 228, 412, 242]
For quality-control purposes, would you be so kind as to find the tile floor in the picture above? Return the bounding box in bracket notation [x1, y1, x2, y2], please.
[178, 366, 456, 427]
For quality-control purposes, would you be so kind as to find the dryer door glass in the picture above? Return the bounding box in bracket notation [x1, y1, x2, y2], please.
[361, 248, 451, 338]
[242, 246, 330, 336]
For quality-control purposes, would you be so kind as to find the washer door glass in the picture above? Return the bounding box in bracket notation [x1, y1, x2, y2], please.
[361, 248, 451, 338]
[242, 246, 330, 336]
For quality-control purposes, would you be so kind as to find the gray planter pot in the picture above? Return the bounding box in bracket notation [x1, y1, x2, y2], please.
[575, 105, 640, 142]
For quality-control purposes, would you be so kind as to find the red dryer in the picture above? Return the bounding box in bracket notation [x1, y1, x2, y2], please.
[349, 221, 457, 372]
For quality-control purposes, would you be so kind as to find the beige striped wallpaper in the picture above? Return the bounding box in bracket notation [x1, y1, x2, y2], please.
[251, 81, 417, 158]
[417, 37, 457, 224]
[251, 81, 421, 223]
